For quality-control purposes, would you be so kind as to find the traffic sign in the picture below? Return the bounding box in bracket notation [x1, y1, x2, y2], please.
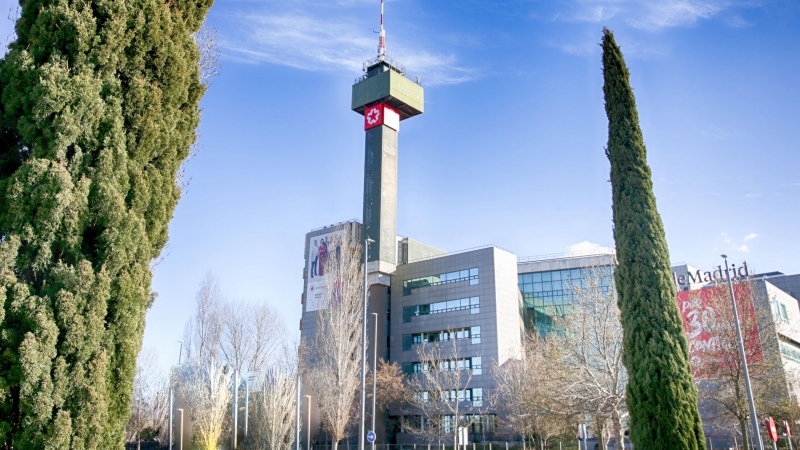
[785, 420, 792, 438]
[367, 431, 376, 443]
[766, 417, 778, 442]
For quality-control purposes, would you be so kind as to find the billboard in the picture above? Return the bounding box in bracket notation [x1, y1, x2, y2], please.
[305, 229, 344, 312]
[677, 284, 764, 379]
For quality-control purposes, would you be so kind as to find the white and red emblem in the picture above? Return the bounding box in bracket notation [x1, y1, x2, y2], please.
[364, 104, 384, 130]
[364, 103, 400, 131]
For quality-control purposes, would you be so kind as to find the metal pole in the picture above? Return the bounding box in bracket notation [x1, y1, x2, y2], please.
[177, 409, 184, 450]
[359, 238, 373, 450]
[244, 374, 249, 437]
[232, 369, 239, 449]
[372, 312, 378, 450]
[296, 374, 302, 450]
[168, 388, 173, 450]
[723, 255, 764, 450]
[306, 395, 312, 450]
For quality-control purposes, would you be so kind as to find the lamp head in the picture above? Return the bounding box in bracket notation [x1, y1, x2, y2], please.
[721, 254, 728, 259]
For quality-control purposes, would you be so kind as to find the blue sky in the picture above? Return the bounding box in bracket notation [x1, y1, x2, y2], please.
[2, 0, 799, 371]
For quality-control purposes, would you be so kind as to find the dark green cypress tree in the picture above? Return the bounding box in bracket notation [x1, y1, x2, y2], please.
[0, 0, 212, 447]
[601, 28, 706, 450]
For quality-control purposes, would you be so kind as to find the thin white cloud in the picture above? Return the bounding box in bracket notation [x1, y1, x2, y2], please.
[559, 0, 751, 32]
[218, 5, 480, 86]
[744, 233, 758, 242]
[565, 241, 612, 253]
[738, 245, 750, 253]
[745, 193, 763, 198]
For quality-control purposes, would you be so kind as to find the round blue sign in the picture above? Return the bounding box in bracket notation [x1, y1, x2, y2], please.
[367, 431, 376, 443]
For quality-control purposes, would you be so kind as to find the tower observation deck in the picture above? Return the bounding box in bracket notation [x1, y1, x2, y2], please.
[352, 6, 424, 283]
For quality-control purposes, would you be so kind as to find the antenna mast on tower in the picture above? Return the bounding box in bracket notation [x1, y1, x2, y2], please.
[378, 0, 386, 58]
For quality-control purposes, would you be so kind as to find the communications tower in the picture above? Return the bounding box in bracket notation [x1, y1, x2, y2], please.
[352, 0, 423, 282]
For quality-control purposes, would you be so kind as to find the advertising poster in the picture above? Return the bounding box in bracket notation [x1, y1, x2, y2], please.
[677, 284, 764, 379]
[305, 229, 344, 312]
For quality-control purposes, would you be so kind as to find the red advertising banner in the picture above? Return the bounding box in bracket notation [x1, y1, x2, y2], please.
[676, 284, 764, 379]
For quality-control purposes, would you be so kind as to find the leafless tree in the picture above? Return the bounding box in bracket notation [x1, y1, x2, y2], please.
[403, 332, 483, 448]
[302, 227, 363, 450]
[179, 358, 233, 450]
[183, 272, 224, 364]
[367, 359, 404, 429]
[127, 348, 172, 446]
[491, 334, 572, 449]
[127, 348, 160, 447]
[552, 265, 628, 450]
[194, 21, 220, 86]
[245, 345, 299, 450]
[220, 300, 285, 374]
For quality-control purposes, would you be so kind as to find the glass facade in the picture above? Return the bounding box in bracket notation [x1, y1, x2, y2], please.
[403, 297, 480, 323]
[403, 268, 479, 295]
[518, 267, 612, 336]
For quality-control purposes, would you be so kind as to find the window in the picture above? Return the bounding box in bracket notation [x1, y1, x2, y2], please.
[403, 297, 479, 323]
[772, 301, 791, 322]
[471, 326, 481, 344]
[403, 268, 479, 295]
[780, 341, 800, 364]
[402, 327, 481, 351]
[403, 357, 482, 375]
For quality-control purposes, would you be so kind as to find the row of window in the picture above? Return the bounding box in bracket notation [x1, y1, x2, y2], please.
[780, 341, 800, 364]
[399, 414, 496, 434]
[518, 269, 583, 284]
[403, 357, 483, 375]
[402, 327, 482, 350]
[414, 387, 483, 406]
[403, 268, 479, 295]
[403, 297, 480, 323]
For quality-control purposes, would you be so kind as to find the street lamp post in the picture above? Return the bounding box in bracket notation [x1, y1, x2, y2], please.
[722, 254, 763, 450]
[296, 374, 302, 450]
[232, 369, 239, 449]
[359, 237, 374, 450]
[306, 395, 312, 450]
[371, 312, 378, 450]
[177, 408, 184, 450]
[169, 340, 183, 450]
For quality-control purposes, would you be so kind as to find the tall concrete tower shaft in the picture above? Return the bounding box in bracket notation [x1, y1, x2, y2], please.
[352, 56, 423, 280]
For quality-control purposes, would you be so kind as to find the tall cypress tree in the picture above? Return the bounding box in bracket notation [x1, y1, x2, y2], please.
[602, 28, 706, 450]
[0, 0, 212, 447]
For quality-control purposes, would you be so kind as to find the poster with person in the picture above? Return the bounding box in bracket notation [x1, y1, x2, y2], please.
[676, 284, 764, 379]
[305, 229, 344, 312]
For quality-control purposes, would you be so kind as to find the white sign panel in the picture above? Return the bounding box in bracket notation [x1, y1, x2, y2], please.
[305, 229, 344, 312]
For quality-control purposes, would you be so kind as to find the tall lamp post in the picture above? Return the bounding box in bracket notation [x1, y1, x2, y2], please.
[359, 237, 374, 450]
[371, 312, 378, 450]
[169, 340, 183, 450]
[177, 408, 184, 450]
[722, 254, 763, 450]
[305, 395, 312, 450]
